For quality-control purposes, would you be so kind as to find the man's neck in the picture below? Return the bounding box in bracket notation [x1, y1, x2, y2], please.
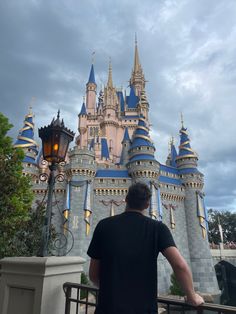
[125, 207, 145, 215]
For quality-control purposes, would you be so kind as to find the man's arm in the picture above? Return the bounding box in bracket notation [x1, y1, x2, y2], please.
[89, 258, 100, 287]
[162, 246, 204, 306]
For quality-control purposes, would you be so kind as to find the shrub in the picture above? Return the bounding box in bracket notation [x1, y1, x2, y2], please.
[169, 272, 184, 296]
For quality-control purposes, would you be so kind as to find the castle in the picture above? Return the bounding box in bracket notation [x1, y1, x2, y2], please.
[14, 41, 219, 294]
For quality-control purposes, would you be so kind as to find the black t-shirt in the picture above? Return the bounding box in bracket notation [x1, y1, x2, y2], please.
[87, 211, 176, 314]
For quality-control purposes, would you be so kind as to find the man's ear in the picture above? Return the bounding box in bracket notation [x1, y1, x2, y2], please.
[144, 200, 150, 210]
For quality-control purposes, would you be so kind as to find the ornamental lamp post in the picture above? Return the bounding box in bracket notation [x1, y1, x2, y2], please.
[38, 111, 74, 257]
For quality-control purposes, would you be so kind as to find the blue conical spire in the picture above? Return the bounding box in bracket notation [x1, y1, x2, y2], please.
[122, 127, 131, 143]
[170, 138, 177, 167]
[127, 85, 139, 109]
[129, 117, 156, 162]
[79, 101, 87, 116]
[88, 64, 96, 84]
[14, 108, 38, 163]
[178, 126, 197, 159]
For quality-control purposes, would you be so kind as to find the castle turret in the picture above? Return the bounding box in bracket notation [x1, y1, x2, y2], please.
[130, 36, 146, 96]
[97, 90, 104, 117]
[176, 120, 219, 294]
[86, 64, 97, 115]
[137, 89, 149, 121]
[127, 117, 160, 184]
[14, 107, 39, 179]
[78, 99, 88, 148]
[166, 137, 177, 167]
[66, 145, 97, 257]
[176, 121, 198, 170]
[120, 127, 131, 165]
[102, 61, 119, 162]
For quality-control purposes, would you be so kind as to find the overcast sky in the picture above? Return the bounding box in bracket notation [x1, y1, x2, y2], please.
[0, 0, 235, 212]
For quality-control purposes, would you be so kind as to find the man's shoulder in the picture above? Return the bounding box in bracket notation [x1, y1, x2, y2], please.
[96, 213, 123, 227]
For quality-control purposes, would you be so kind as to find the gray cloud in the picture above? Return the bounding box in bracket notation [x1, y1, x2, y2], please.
[0, 0, 235, 211]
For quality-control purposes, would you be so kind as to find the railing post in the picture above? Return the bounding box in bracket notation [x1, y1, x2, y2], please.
[64, 285, 72, 314]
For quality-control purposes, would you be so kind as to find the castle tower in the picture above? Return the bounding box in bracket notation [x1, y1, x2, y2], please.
[78, 99, 88, 148]
[102, 61, 119, 162]
[127, 117, 160, 185]
[130, 36, 146, 96]
[66, 145, 97, 257]
[120, 127, 131, 165]
[176, 120, 219, 294]
[86, 64, 97, 115]
[166, 137, 177, 167]
[14, 107, 39, 179]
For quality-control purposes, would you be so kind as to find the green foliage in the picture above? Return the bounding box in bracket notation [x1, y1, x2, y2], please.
[0, 113, 34, 258]
[80, 272, 90, 299]
[14, 200, 47, 256]
[169, 272, 184, 296]
[208, 208, 236, 244]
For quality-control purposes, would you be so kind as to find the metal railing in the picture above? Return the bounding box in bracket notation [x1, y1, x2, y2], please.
[63, 282, 236, 314]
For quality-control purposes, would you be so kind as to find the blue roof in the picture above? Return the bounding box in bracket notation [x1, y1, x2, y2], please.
[160, 164, 179, 174]
[178, 168, 201, 174]
[89, 138, 95, 150]
[14, 114, 38, 162]
[79, 102, 87, 116]
[131, 137, 154, 149]
[170, 144, 177, 167]
[127, 85, 139, 109]
[23, 156, 37, 164]
[101, 138, 109, 159]
[130, 117, 155, 151]
[117, 91, 125, 112]
[88, 64, 96, 84]
[137, 119, 146, 127]
[135, 127, 148, 136]
[129, 154, 155, 162]
[95, 169, 129, 178]
[159, 176, 182, 185]
[122, 127, 131, 143]
[121, 115, 140, 119]
[178, 127, 195, 157]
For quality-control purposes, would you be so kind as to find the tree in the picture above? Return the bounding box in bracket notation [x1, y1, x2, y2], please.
[208, 208, 236, 244]
[0, 113, 33, 258]
[169, 272, 184, 296]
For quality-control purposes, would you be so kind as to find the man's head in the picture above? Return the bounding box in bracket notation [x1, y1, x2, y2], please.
[125, 182, 152, 211]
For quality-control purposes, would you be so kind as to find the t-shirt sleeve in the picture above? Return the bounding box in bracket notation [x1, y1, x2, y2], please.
[157, 222, 176, 252]
[87, 222, 102, 259]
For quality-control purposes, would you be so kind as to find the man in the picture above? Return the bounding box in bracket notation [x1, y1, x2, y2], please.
[87, 182, 204, 314]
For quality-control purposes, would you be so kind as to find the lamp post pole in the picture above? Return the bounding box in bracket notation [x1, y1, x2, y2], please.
[38, 111, 74, 257]
[39, 163, 56, 257]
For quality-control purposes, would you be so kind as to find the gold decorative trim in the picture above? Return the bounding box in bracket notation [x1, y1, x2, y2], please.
[133, 134, 153, 143]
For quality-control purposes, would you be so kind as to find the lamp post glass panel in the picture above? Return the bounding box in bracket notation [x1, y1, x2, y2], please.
[38, 111, 74, 256]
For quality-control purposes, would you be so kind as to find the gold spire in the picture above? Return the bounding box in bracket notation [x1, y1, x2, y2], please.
[134, 33, 140, 73]
[28, 97, 35, 115]
[180, 112, 184, 128]
[107, 58, 113, 88]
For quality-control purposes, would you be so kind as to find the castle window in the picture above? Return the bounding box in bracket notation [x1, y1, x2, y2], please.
[99, 179, 104, 183]
[123, 179, 126, 183]
[149, 161, 153, 165]
[112, 179, 115, 183]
